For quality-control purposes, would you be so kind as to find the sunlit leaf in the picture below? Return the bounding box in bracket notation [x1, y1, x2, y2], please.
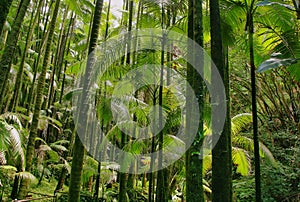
[256, 0, 295, 10]
[257, 57, 298, 72]
[232, 147, 250, 176]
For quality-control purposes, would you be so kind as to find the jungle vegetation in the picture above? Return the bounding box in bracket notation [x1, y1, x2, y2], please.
[0, 0, 299, 201]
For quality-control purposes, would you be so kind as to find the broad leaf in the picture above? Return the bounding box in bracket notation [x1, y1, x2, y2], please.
[257, 57, 298, 72]
[256, 0, 295, 10]
[62, 88, 83, 101]
[232, 147, 250, 176]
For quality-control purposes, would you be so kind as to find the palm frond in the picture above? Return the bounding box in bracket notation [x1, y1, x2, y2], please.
[84, 155, 99, 171]
[231, 113, 252, 136]
[123, 139, 146, 155]
[15, 171, 37, 183]
[38, 144, 52, 152]
[35, 137, 47, 145]
[39, 115, 63, 133]
[163, 134, 185, 154]
[50, 144, 68, 153]
[0, 121, 10, 151]
[203, 154, 212, 175]
[51, 140, 70, 146]
[233, 135, 275, 164]
[0, 112, 23, 129]
[259, 142, 276, 164]
[0, 120, 24, 169]
[0, 165, 17, 172]
[203, 184, 212, 194]
[232, 147, 251, 176]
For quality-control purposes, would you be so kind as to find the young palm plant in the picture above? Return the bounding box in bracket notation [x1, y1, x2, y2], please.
[0, 112, 37, 199]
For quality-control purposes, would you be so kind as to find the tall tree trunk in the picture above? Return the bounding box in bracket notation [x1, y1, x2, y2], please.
[25, 3, 50, 124]
[118, 132, 128, 202]
[17, 0, 61, 198]
[210, 0, 232, 200]
[68, 0, 104, 201]
[185, 0, 204, 201]
[119, 1, 133, 200]
[0, 0, 31, 111]
[247, 2, 261, 201]
[148, 52, 157, 202]
[94, 86, 105, 200]
[47, 6, 68, 109]
[125, 0, 136, 198]
[0, 0, 14, 35]
[59, 14, 75, 104]
[156, 4, 166, 201]
[10, 175, 20, 199]
[9, 0, 44, 112]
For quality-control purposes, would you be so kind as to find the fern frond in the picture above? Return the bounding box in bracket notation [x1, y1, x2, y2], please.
[231, 113, 252, 136]
[232, 147, 251, 176]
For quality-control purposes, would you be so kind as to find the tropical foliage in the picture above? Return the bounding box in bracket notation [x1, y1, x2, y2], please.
[0, 0, 299, 201]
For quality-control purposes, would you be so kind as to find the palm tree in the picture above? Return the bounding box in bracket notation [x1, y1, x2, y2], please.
[9, 0, 44, 112]
[0, 0, 31, 111]
[210, 0, 232, 200]
[0, 112, 36, 199]
[246, 1, 262, 200]
[203, 113, 275, 177]
[0, 0, 14, 35]
[68, 0, 104, 201]
[0, 113, 25, 171]
[185, 0, 205, 201]
[17, 0, 61, 198]
[231, 113, 275, 175]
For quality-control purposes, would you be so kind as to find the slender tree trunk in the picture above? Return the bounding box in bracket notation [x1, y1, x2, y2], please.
[156, 4, 166, 201]
[93, 161, 102, 200]
[11, 175, 20, 200]
[210, 0, 232, 200]
[68, 0, 104, 201]
[17, 0, 61, 199]
[148, 52, 157, 202]
[10, 0, 44, 112]
[248, 4, 261, 201]
[25, 0, 50, 129]
[0, 0, 14, 35]
[185, 0, 204, 201]
[68, 136, 85, 202]
[55, 167, 67, 193]
[224, 43, 232, 200]
[118, 131, 128, 202]
[125, 0, 136, 198]
[59, 14, 75, 104]
[0, 0, 31, 111]
[119, 1, 133, 200]
[94, 86, 104, 200]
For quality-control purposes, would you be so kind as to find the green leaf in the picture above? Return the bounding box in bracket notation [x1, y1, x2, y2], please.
[66, 61, 84, 75]
[0, 120, 24, 169]
[257, 57, 298, 72]
[232, 147, 250, 176]
[50, 144, 68, 153]
[40, 115, 63, 128]
[203, 154, 212, 175]
[256, 0, 295, 10]
[15, 172, 37, 183]
[0, 165, 17, 172]
[231, 113, 252, 136]
[62, 88, 83, 102]
[35, 137, 47, 145]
